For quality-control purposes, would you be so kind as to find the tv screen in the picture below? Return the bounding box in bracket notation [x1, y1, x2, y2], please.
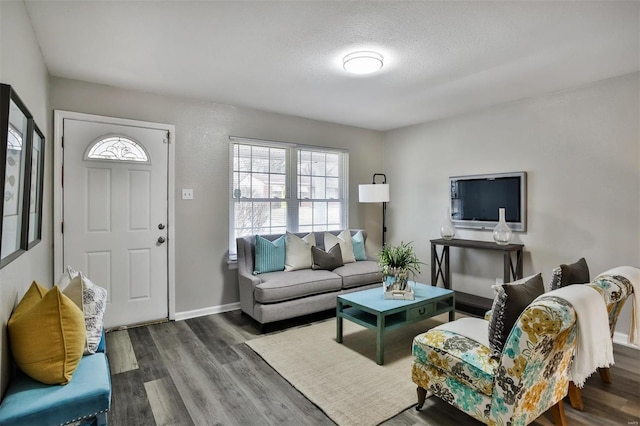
[450, 172, 527, 231]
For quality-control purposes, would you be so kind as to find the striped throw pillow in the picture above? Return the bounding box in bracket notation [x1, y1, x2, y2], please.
[253, 235, 286, 274]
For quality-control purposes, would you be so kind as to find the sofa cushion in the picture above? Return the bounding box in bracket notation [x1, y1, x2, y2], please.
[412, 318, 498, 396]
[351, 231, 367, 261]
[550, 258, 590, 290]
[285, 232, 316, 271]
[488, 273, 545, 358]
[332, 260, 382, 289]
[8, 283, 86, 385]
[325, 230, 356, 264]
[254, 235, 286, 274]
[311, 244, 344, 271]
[255, 270, 343, 303]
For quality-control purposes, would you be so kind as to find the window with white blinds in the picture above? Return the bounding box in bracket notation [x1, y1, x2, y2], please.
[229, 138, 348, 256]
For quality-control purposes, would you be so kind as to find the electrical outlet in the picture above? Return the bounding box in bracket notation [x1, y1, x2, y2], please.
[182, 189, 194, 200]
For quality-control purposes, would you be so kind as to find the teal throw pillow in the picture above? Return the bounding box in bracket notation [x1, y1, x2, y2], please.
[253, 235, 285, 274]
[351, 231, 367, 261]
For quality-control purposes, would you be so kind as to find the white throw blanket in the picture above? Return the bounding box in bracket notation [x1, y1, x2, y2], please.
[539, 285, 614, 387]
[595, 266, 640, 346]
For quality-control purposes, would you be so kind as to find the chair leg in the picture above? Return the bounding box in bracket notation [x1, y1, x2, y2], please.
[598, 367, 612, 384]
[416, 386, 427, 410]
[549, 400, 567, 426]
[568, 382, 584, 411]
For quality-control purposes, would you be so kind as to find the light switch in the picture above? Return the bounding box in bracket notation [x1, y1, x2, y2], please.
[182, 189, 194, 200]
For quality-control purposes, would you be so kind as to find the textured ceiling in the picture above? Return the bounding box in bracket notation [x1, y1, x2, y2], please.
[24, 1, 640, 131]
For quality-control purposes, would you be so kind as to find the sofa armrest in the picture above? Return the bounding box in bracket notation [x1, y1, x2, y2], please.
[236, 236, 261, 316]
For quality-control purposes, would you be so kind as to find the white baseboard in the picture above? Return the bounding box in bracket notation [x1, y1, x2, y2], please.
[174, 302, 241, 321]
[613, 331, 639, 349]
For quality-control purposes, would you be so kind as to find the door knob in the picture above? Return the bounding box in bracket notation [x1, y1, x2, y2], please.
[158, 224, 165, 230]
[157, 236, 166, 244]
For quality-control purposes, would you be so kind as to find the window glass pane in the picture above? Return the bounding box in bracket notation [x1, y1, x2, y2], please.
[313, 202, 327, 225]
[86, 136, 149, 163]
[234, 201, 253, 234]
[238, 145, 252, 171]
[253, 146, 269, 172]
[298, 176, 311, 199]
[253, 173, 269, 198]
[271, 202, 287, 227]
[270, 174, 285, 198]
[253, 201, 271, 233]
[299, 201, 313, 226]
[299, 150, 311, 175]
[270, 149, 286, 173]
[311, 176, 326, 199]
[328, 202, 341, 225]
[311, 152, 325, 176]
[238, 172, 251, 198]
[326, 177, 339, 199]
[326, 153, 340, 177]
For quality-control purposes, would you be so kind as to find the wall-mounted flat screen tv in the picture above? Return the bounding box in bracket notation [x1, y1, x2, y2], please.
[450, 171, 527, 232]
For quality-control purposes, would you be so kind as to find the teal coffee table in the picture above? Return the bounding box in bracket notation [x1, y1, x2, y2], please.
[336, 283, 455, 365]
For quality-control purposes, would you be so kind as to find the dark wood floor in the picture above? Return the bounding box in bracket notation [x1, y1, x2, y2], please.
[105, 310, 640, 426]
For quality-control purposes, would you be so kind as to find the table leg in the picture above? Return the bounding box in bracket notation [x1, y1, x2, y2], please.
[516, 249, 523, 279]
[431, 242, 436, 285]
[376, 314, 385, 365]
[336, 300, 343, 343]
[444, 246, 450, 289]
[503, 252, 511, 283]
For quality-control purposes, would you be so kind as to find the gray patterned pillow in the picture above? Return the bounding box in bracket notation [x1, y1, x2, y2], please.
[488, 273, 545, 358]
[63, 273, 108, 354]
[550, 258, 590, 290]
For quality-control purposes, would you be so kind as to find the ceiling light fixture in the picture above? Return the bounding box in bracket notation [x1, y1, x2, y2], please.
[343, 51, 383, 75]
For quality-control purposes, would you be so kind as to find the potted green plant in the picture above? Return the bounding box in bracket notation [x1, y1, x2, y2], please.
[377, 241, 422, 297]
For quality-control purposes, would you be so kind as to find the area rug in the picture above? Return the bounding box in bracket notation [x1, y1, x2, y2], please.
[246, 315, 445, 426]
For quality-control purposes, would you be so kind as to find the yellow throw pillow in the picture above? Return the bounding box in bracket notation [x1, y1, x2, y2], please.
[11, 281, 47, 320]
[8, 285, 86, 385]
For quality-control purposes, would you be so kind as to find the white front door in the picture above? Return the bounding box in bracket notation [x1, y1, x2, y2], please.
[62, 118, 169, 328]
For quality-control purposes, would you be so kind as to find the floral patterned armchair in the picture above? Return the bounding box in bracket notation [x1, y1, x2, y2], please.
[412, 294, 580, 426]
[567, 272, 635, 410]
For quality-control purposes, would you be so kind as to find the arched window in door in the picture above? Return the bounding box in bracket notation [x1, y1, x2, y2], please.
[85, 135, 150, 163]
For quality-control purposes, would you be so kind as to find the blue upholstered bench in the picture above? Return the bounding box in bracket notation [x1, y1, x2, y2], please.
[0, 334, 111, 426]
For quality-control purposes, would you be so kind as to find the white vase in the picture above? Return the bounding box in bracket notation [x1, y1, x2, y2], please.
[493, 208, 512, 245]
[440, 207, 456, 240]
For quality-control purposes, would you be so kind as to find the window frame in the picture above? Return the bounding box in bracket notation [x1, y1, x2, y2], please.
[228, 137, 349, 257]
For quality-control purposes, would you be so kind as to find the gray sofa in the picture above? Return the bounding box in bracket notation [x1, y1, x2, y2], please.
[236, 229, 382, 330]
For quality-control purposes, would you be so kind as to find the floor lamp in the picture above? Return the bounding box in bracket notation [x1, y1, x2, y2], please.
[359, 173, 390, 246]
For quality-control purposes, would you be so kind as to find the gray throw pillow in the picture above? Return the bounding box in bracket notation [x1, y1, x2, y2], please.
[311, 244, 344, 271]
[549, 258, 590, 290]
[488, 273, 545, 358]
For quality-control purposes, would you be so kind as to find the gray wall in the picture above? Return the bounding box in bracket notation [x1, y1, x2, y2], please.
[50, 77, 385, 314]
[384, 73, 640, 338]
[0, 0, 52, 394]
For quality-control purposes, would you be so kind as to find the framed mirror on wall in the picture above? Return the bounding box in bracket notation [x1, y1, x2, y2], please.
[0, 83, 45, 268]
[26, 123, 45, 248]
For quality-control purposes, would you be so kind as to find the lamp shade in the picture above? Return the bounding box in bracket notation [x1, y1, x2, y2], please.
[359, 184, 390, 203]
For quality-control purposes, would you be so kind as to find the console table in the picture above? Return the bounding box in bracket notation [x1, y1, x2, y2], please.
[430, 238, 524, 316]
